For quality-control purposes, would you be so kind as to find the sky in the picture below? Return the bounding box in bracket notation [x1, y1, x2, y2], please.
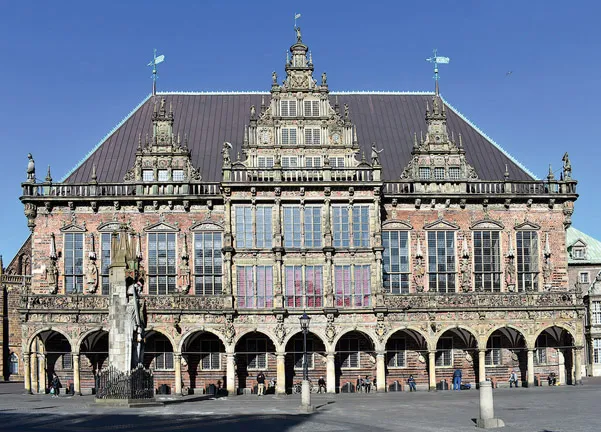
[1, 0, 599, 263]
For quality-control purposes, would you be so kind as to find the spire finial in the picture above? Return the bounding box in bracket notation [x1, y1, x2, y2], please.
[458, 133, 463, 148]
[426, 49, 450, 96]
[353, 125, 358, 145]
[243, 124, 249, 146]
[547, 164, 555, 181]
[91, 164, 97, 183]
[147, 49, 165, 96]
[0, 255, 3, 276]
[261, 95, 266, 112]
[45, 165, 53, 183]
[413, 132, 418, 149]
[504, 164, 509, 180]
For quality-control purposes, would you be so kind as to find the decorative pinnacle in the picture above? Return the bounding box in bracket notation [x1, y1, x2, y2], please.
[45, 165, 53, 183]
[547, 164, 555, 181]
[504, 164, 510, 180]
[413, 132, 418, 149]
[90, 164, 97, 183]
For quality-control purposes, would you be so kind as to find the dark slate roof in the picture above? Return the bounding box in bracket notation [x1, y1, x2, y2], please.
[63, 92, 535, 183]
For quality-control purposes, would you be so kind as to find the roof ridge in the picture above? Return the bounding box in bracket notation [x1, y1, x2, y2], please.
[155, 91, 435, 95]
[60, 93, 153, 182]
[441, 97, 538, 180]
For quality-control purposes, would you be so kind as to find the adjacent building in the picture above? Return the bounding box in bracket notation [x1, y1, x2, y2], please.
[9, 30, 584, 394]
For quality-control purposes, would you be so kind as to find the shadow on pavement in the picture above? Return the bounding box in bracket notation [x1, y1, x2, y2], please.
[0, 412, 318, 432]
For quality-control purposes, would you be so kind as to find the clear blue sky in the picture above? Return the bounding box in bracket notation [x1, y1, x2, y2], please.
[1, 0, 599, 263]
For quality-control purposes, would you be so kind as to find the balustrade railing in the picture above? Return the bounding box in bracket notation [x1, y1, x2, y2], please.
[228, 167, 375, 183]
[1, 275, 31, 285]
[384, 180, 576, 195]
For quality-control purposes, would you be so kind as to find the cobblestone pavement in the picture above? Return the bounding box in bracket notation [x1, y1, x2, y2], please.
[1, 380, 601, 432]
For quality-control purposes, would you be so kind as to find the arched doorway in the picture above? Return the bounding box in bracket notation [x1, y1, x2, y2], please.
[335, 331, 376, 392]
[385, 329, 428, 391]
[284, 332, 326, 394]
[535, 326, 576, 385]
[485, 327, 527, 387]
[435, 328, 478, 389]
[181, 331, 226, 394]
[30, 330, 72, 394]
[80, 330, 108, 394]
[234, 332, 276, 393]
[144, 330, 175, 394]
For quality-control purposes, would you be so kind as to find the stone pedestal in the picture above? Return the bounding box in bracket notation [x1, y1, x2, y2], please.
[476, 380, 505, 429]
[300, 379, 314, 413]
[108, 262, 130, 373]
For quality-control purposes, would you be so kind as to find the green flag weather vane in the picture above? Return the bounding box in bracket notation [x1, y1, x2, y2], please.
[426, 49, 450, 95]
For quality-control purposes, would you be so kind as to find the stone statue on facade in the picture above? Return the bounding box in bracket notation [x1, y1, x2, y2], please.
[86, 260, 98, 293]
[222, 141, 232, 165]
[562, 152, 572, 179]
[294, 26, 302, 43]
[26, 153, 36, 182]
[45, 258, 58, 294]
[542, 257, 553, 291]
[371, 143, 383, 165]
[460, 257, 470, 292]
[126, 280, 145, 368]
[321, 72, 327, 86]
[272, 71, 277, 85]
[178, 256, 191, 294]
[505, 259, 516, 292]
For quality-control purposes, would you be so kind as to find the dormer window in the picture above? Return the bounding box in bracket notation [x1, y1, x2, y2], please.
[448, 167, 460, 180]
[172, 170, 184, 181]
[304, 100, 320, 117]
[282, 156, 298, 168]
[280, 100, 297, 117]
[573, 247, 586, 259]
[434, 167, 445, 180]
[419, 167, 431, 180]
[158, 170, 169, 182]
[258, 157, 274, 168]
[304, 128, 321, 145]
[143, 170, 154, 182]
[305, 156, 321, 168]
[329, 157, 344, 168]
[282, 128, 297, 145]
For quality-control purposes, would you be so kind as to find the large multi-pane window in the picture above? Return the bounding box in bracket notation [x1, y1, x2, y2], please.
[64, 233, 84, 293]
[516, 231, 538, 291]
[62, 353, 73, 370]
[282, 128, 297, 145]
[352, 205, 370, 248]
[235, 206, 272, 249]
[435, 337, 453, 367]
[592, 301, 601, 325]
[245, 339, 268, 370]
[304, 206, 322, 248]
[153, 339, 174, 370]
[485, 335, 502, 366]
[593, 339, 601, 364]
[147, 233, 177, 295]
[100, 233, 112, 295]
[258, 156, 274, 168]
[237, 266, 274, 308]
[194, 232, 223, 295]
[9, 353, 18, 375]
[304, 128, 321, 145]
[304, 100, 320, 117]
[534, 334, 547, 365]
[200, 340, 221, 370]
[282, 156, 299, 168]
[332, 206, 350, 247]
[427, 231, 456, 293]
[280, 100, 297, 117]
[294, 339, 314, 369]
[283, 206, 302, 248]
[387, 338, 406, 368]
[334, 265, 371, 307]
[338, 336, 360, 368]
[256, 206, 273, 248]
[329, 157, 344, 168]
[284, 265, 323, 308]
[382, 231, 410, 294]
[473, 231, 501, 292]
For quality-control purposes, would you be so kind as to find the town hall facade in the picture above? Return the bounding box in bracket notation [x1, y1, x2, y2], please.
[7, 30, 584, 395]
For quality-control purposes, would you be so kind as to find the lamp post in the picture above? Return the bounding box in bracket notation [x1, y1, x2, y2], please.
[299, 312, 313, 412]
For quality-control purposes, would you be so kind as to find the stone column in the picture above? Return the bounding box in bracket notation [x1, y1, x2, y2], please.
[174, 353, 182, 395]
[276, 353, 286, 395]
[326, 352, 336, 393]
[428, 350, 437, 391]
[558, 349, 566, 385]
[37, 354, 45, 394]
[478, 350, 486, 384]
[226, 353, 236, 395]
[30, 352, 38, 394]
[73, 353, 81, 395]
[376, 352, 386, 392]
[527, 349, 535, 387]
[24, 352, 32, 394]
[574, 348, 582, 385]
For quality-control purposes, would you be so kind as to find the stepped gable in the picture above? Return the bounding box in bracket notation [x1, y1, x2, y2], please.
[63, 93, 534, 184]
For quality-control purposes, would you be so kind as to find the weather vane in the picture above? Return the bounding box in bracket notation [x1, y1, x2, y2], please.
[147, 49, 165, 96]
[426, 49, 450, 95]
[294, 12, 301, 28]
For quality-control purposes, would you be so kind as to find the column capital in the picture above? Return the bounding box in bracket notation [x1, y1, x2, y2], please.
[478, 348, 487, 354]
[326, 351, 335, 358]
[72, 352, 80, 357]
[174, 352, 182, 360]
[24, 353, 31, 363]
[376, 351, 385, 358]
[428, 350, 436, 355]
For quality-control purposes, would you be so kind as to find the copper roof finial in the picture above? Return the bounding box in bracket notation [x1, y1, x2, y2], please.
[45, 165, 53, 183]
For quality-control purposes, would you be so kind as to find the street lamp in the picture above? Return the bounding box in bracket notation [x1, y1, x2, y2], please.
[299, 312, 313, 412]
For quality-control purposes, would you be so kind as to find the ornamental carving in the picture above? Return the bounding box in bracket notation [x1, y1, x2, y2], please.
[274, 315, 287, 345]
[223, 315, 236, 345]
[375, 313, 389, 343]
[325, 313, 336, 344]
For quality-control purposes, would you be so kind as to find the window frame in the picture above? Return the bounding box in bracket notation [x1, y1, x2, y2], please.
[153, 339, 175, 371]
[473, 231, 502, 292]
[284, 265, 323, 308]
[332, 206, 350, 248]
[435, 337, 453, 367]
[147, 232, 177, 295]
[63, 232, 84, 294]
[304, 127, 321, 145]
[281, 127, 298, 145]
[303, 206, 322, 248]
[200, 340, 222, 371]
[280, 100, 297, 117]
[591, 301, 601, 325]
[194, 231, 223, 296]
[485, 335, 502, 366]
[593, 338, 601, 364]
[516, 231, 539, 292]
[534, 334, 548, 365]
[387, 338, 407, 368]
[338, 337, 360, 369]
[245, 338, 268, 370]
[293, 339, 315, 370]
[303, 100, 320, 117]
[579, 271, 590, 284]
[236, 265, 274, 309]
[283, 206, 302, 248]
[352, 205, 370, 248]
[427, 231, 456, 293]
[382, 230, 410, 294]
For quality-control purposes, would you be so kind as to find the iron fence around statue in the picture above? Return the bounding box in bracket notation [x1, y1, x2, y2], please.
[96, 365, 154, 400]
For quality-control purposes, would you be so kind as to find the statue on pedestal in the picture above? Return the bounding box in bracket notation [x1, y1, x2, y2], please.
[126, 281, 145, 368]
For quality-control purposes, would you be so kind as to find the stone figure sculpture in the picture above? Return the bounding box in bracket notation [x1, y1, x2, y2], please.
[86, 260, 98, 293]
[371, 143, 383, 165]
[295, 26, 302, 43]
[45, 259, 59, 294]
[222, 141, 232, 165]
[126, 281, 145, 368]
[27, 153, 36, 182]
[562, 152, 572, 179]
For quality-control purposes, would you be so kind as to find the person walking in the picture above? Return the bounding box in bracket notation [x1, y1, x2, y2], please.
[256, 371, 266, 396]
[453, 368, 462, 391]
[364, 376, 371, 393]
[50, 372, 61, 398]
[318, 376, 326, 393]
[356, 375, 363, 393]
[407, 375, 417, 392]
[509, 371, 519, 388]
